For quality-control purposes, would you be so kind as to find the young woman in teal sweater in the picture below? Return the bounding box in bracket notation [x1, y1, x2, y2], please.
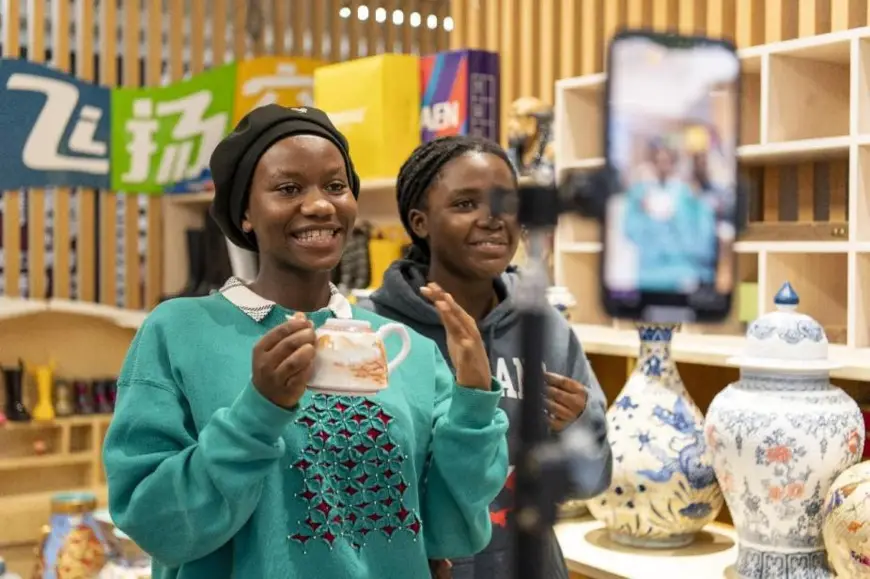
[102, 105, 509, 579]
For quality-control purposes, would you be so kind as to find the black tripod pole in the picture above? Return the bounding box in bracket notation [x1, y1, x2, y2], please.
[490, 178, 576, 579]
[512, 229, 558, 579]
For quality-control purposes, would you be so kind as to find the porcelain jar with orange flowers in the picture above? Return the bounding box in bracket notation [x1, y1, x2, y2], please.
[705, 282, 864, 579]
[822, 461, 870, 578]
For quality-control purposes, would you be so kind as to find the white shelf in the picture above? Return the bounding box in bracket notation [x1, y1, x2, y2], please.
[556, 519, 738, 579]
[572, 323, 870, 381]
[0, 297, 146, 329]
[554, 27, 870, 356]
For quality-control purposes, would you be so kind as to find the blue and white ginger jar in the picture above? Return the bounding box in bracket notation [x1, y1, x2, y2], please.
[705, 282, 864, 579]
[587, 323, 723, 548]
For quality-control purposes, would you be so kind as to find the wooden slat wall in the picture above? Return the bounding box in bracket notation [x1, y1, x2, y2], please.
[449, 0, 870, 148]
[0, 0, 448, 309]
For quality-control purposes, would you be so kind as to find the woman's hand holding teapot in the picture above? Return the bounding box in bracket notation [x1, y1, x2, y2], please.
[421, 283, 492, 390]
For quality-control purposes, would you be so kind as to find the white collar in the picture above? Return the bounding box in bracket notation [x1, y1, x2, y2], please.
[218, 277, 353, 322]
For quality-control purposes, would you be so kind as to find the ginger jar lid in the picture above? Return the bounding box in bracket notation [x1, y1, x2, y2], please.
[727, 281, 840, 372]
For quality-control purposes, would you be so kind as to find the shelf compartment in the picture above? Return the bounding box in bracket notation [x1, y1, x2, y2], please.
[856, 145, 870, 241]
[555, 75, 604, 169]
[857, 37, 870, 135]
[0, 423, 64, 459]
[741, 160, 849, 242]
[557, 213, 600, 244]
[852, 253, 870, 348]
[0, 461, 92, 496]
[764, 252, 848, 345]
[740, 57, 762, 147]
[557, 252, 609, 326]
[766, 50, 850, 142]
[684, 251, 758, 337]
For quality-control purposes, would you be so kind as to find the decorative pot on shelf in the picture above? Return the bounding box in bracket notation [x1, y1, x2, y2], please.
[586, 323, 723, 548]
[823, 461, 870, 578]
[705, 282, 864, 579]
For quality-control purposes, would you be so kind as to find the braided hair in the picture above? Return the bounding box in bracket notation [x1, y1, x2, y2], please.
[396, 135, 517, 263]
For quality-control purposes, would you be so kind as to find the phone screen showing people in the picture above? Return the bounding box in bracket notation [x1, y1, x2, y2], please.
[601, 32, 740, 322]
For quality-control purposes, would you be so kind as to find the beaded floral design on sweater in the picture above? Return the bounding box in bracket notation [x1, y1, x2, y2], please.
[290, 394, 422, 550]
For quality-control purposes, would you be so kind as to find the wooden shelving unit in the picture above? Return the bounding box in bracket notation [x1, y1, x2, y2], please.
[553, 28, 870, 381]
[0, 415, 111, 571]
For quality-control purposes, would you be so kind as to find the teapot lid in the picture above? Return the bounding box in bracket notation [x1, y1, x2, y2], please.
[727, 282, 840, 372]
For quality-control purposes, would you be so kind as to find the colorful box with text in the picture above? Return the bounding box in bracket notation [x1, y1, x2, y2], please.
[314, 54, 420, 180]
[420, 50, 500, 143]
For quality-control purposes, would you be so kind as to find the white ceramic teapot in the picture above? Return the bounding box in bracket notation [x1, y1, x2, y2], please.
[308, 319, 411, 396]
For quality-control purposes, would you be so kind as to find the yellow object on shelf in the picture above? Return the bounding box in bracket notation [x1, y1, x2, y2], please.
[314, 54, 420, 180]
[29, 360, 56, 422]
[738, 282, 758, 323]
[367, 239, 404, 290]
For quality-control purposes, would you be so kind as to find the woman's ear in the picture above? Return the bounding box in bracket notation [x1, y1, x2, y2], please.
[242, 210, 253, 233]
[408, 208, 428, 241]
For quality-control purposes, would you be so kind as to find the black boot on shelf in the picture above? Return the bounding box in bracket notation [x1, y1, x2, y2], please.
[93, 380, 113, 414]
[195, 215, 235, 296]
[74, 380, 94, 415]
[160, 228, 207, 302]
[2, 362, 30, 422]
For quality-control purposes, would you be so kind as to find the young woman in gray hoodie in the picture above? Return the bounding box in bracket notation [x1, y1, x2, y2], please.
[360, 135, 613, 579]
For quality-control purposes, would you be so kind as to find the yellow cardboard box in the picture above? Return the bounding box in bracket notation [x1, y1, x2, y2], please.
[233, 56, 324, 124]
[314, 54, 420, 180]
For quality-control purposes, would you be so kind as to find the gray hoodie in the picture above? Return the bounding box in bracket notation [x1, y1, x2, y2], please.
[361, 259, 612, 579]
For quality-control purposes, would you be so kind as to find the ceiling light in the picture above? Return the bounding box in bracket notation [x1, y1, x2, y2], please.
[409, 11, 421, 27]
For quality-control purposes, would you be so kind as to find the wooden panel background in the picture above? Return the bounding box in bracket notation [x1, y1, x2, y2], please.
[448, 0, 870, 150]
[0, 0, 451, 309]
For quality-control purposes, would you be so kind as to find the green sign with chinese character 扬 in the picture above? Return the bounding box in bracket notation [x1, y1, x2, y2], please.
[110, 63, 237, 193]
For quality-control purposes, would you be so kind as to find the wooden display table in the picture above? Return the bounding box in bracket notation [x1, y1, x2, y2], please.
[556, 519, 738, 579]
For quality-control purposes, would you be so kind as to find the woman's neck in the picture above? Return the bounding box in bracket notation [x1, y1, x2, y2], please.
[427, 261, 496, 321]
[249, 259, 334, 313]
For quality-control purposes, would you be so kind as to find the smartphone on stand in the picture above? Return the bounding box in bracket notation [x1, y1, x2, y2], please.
[600, 30, 741, 323]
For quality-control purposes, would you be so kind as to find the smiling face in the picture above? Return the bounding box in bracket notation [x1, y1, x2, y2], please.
[409, 151, 519, 280]
[242, 134, 357, 273]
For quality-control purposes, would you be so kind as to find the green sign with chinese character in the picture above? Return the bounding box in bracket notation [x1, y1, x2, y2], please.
[110, 63, 237, 193]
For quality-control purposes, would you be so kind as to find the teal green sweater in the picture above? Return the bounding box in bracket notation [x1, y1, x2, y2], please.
[102, 289, 509, 579]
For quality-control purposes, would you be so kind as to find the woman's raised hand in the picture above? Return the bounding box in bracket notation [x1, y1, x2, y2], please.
[420, 283, 491, 390]
[251, 312, 316, 408]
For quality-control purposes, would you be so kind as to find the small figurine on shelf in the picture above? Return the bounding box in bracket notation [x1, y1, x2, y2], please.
[506, 96, 555, 181]
[28, 360, 57, 422]
[33, 439, 48, 455]
[93, 380, 113, 414]
[54, 380, 75, 417]
[2, 360, 30, 422]
[73, 380, 94, 415]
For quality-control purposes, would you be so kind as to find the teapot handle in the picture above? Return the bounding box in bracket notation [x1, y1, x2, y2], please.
[375, 323, 412, 375]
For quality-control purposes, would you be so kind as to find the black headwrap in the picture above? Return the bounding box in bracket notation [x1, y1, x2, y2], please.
[209, 104, 360, 251]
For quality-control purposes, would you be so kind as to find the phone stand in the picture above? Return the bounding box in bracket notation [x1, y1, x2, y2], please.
[490, 168, 750, 579]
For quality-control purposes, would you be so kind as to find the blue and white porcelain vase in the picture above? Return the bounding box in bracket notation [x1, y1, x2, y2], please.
[587, 323, 723, 548]
[705, 282, 864, 579]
